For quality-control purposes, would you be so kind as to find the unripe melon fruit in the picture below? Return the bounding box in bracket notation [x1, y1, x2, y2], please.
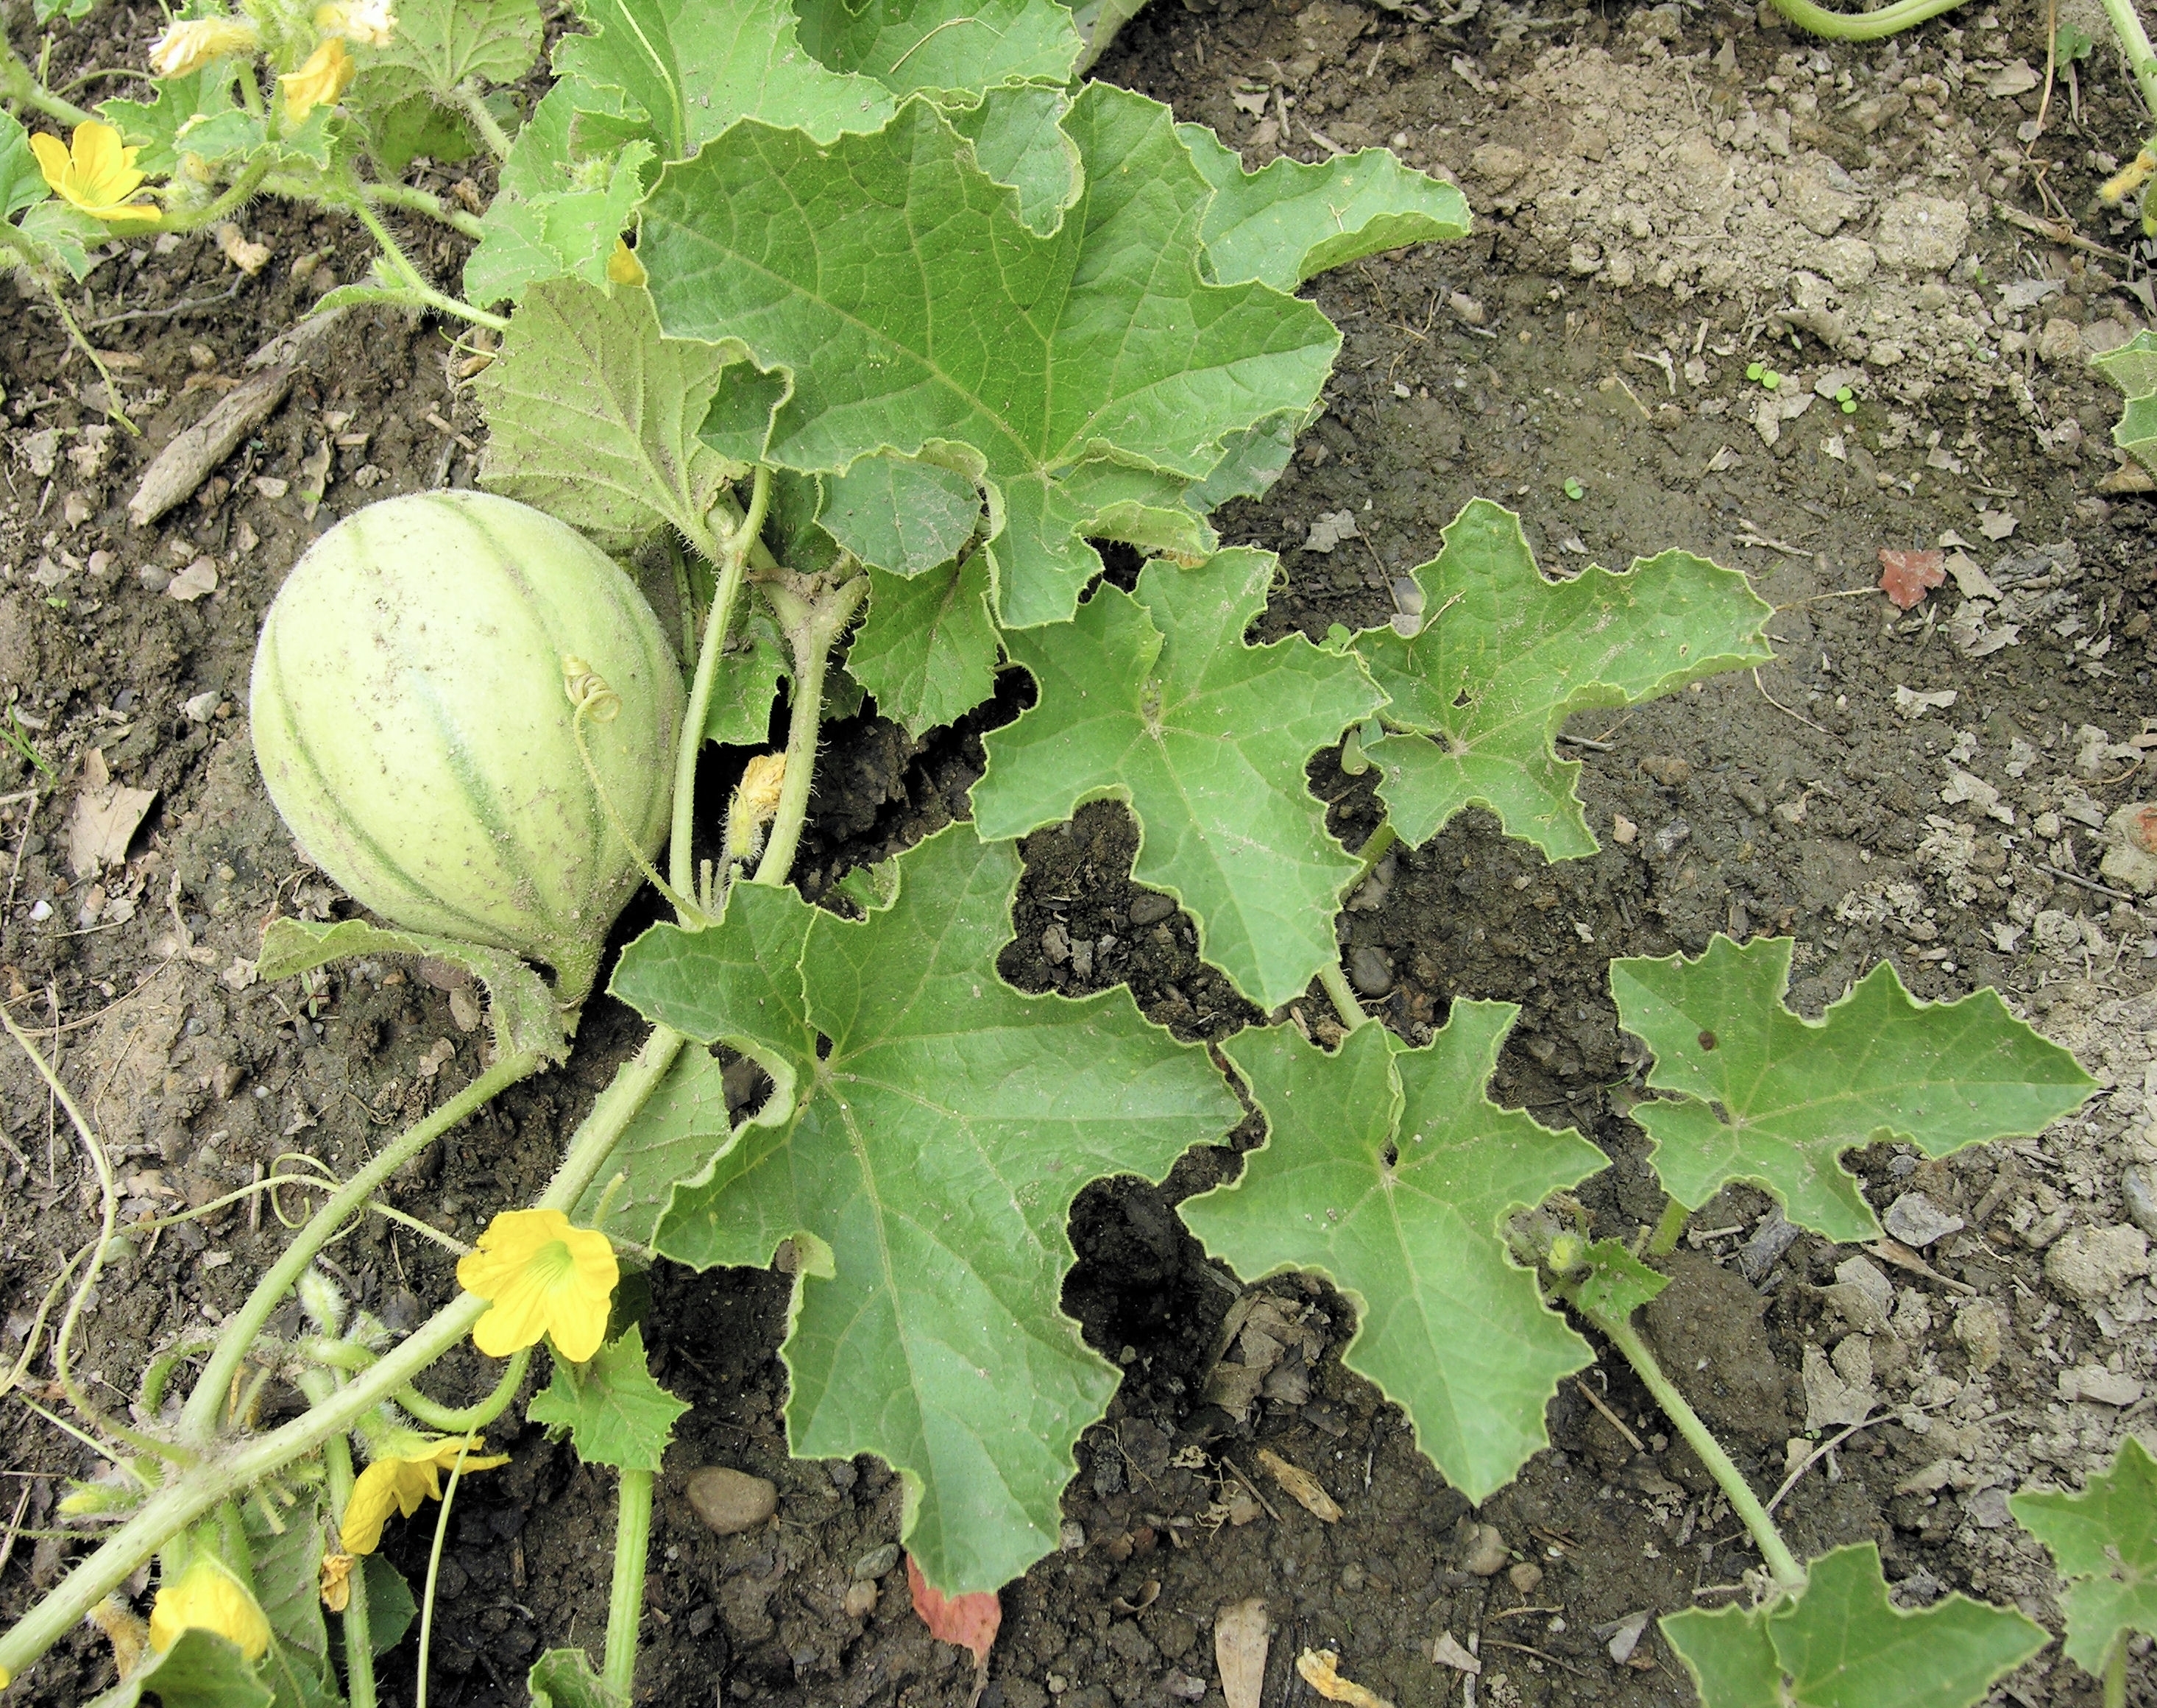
[250, 490, 684, 1006]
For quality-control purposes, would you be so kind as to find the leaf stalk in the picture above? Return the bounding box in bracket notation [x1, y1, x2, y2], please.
[754, 573, 870, 887]
[603, 1467, 654, 1698]
[672, 465, 768, 904]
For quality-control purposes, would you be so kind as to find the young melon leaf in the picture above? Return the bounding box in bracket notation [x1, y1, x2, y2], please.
[2011, 1435, 2157, 1674]
[1609, 935, 2098, 1242]
[364, 0, 542, 104]
[972, 549, 1382, 1010]
[705, 604, 793, 747]
[101, 64, 249, 177]
[82, 1628, 274, 1708]
[818, 454, 982, 578]
[244, 1493, 339, 1708]
[1357, 499, 1774, 857]
[527, 1325, 690, 1472]
[1181, 1013, 1605, 1501]
[1570, 1236, 1667, 1324]
[463, 85, 655, 305]
[1, 110, 46, 219]
[15, 201, 110, 281]
[1670, 1543, 2044, 1708]
[553, 0, 892, 162]
[476, 276, 769, 552]
[1177, 126, 1473, 290]
[642, 86, 1339, 628]
[256, 918, 568, 1066]
[849, 556, 1002, 737]
[528, 1647, 623, 1708]
[358, 92, 481, 177]
[609, 823, 1242, 1592]
[2092, 330, 2157, 472]
[794, 0, 1083, 95]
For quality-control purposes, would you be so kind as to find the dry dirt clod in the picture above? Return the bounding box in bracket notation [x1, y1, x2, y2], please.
[1460, 1521, 1508, 1576]
[1214, 1597, 1268, 1708]
[2044, 1223, 2149, 1302]
[685, 1467, 777, 1534]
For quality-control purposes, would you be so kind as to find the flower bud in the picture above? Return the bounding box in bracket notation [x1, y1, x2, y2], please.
[148, 15, 259, 78]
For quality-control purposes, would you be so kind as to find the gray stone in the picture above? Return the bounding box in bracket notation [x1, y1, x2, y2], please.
[2044, 1223, 2150, 1302]
[1883, 1191, 1964, 1248]
[1874, 194, 1969, 272]
[1127, 891, 1176, 926]
[853, 1542, 900, 1579]
[687, 1467, 778, 1535]
[1462, 1523, 1509, 1576]
[2122, 1163, 2157, 1240]
[1348, 945, 1395, 996]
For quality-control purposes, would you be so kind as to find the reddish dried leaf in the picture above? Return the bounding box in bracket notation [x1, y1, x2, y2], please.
[907, 1554, 1001, 1662]
[1878, 548, 1946, 610]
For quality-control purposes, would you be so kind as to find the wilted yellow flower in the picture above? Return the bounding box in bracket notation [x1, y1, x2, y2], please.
[606, 237, 647, 287]
[147, 1557, 271, 1659]
[28, 122, 160, 224]
[339, 1433, 508, 1555]
[458, 1208, 617, 1361]
[147, 15, 258, 77]
[318, 1552, 353, 1612]
[278, 37, 355, 123]
[739, 753, 786, 822]
[314, 0, 397, 46]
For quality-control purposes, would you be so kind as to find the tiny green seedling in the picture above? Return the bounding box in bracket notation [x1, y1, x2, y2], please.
[1746, 360, 1783, 390]
[1835, 385, 1857, 414]
[1, 706, 53, 777]
[1562, 476, 1585, 499]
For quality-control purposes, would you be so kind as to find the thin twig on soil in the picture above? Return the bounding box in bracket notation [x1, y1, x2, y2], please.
[1481, 1637, 1590, 1678]
[1575, 1378, 1645, 1452]
[1752, 667, 1827, 733]
[2036, 862, 2137, 904]
[1764, 1413, 1883, 1513]
[83, 280, 247, 331]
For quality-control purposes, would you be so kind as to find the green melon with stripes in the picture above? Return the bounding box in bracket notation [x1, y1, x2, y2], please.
[250, 490, 684, 1007]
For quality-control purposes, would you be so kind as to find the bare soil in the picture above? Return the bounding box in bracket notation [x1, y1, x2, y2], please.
[3, 0, 2156, 1704]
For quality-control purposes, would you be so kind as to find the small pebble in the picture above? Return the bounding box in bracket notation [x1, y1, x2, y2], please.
[1348, 945, 1395, 997]
[853, 1543, 899, 1580]
[1462, 1523, 1508, 1576]
[686, 1467, 776, 1535]
[843, 1580, 879, 1619]
[2122, 1163, 2157, 1241]
[1127, 891, 1176, 926]
[1882, 1191, 1963, 1249]
[1339, 1563, 1364, 1592]
[1508, 1562, 1543, 1593]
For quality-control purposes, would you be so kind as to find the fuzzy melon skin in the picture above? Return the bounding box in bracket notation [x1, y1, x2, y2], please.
[250, 490, 684, 1004]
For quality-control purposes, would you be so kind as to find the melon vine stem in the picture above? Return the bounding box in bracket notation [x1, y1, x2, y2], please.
[0, 1025, 685, 1687]
[1568, 1291, 1806, 1590]
[604, 1468, 654, 1698]
[754, 573, 869, 887]
[297, 1364, 376, 1708]
[673, 466, 767, 903]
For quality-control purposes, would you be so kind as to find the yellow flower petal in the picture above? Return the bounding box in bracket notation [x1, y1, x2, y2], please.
[148, 15, 260, 78]
[147, 1558, 271, 1660]
[339, 1433, 506, 1554]
[458, 1208, 617, 1363]
[31, 122, 160, 224]
[606, 237, 646, 287]
[279, 38, 355, 124]
[319, 1552, 353, 1613]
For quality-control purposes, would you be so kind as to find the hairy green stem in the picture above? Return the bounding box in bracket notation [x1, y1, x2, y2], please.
[180, 1052, 541, 1444]
[754, 575, 869, 887]
[361, 179, 486, 242]
[299, 1366, 375, 1708]
[449, 82, 512, 160]
[1644, 1196, 1690, 1258]
[1759, 0, 1969, 39]
[2100, 0, 2157, 121]
[0, 1027, 684, 1689]
[157, 155, 273, 237]
[397, 1344, 530, 1434]
[672, 467, 768, 901]
[336, 189, 507, 330]
[1579, 1300, 1805, 1588]
[0, 36, 92, 127]
[1317, 963, 1369, 1032]
[603, 1468, 653, 1698]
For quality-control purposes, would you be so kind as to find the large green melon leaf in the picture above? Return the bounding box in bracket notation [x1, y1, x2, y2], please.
[609, 826, 1239, 1592]
[478, 277, 764, 552]
[971, 549, 1381, 1010]
[793, 0, 1083, 95]
[1178, 125, 1472, 290]
[364, 0, 542, 108]
[2011, 1435, 2157, 1673]
[1667, 1545, 2044, 1708]
[1181, 1012, 1604, 1501]
[84, 1629, 273, 1708]
[641, 85, 1339, 628]
[1609, 935, 2098, 1241]
[1358, 498, 1773, 857]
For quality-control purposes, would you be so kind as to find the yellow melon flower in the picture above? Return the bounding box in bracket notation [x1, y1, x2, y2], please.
[339, 1432, 508, 1555]
[314, 0, 397, 46]
[278, 37, 355, 124]
[147, 15, 259, 78]
[146, 1557, 272, 1659]
[458, 1208, 617, 1361]
[28, 122, 160, 225]
[606, 236, 647, 287]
